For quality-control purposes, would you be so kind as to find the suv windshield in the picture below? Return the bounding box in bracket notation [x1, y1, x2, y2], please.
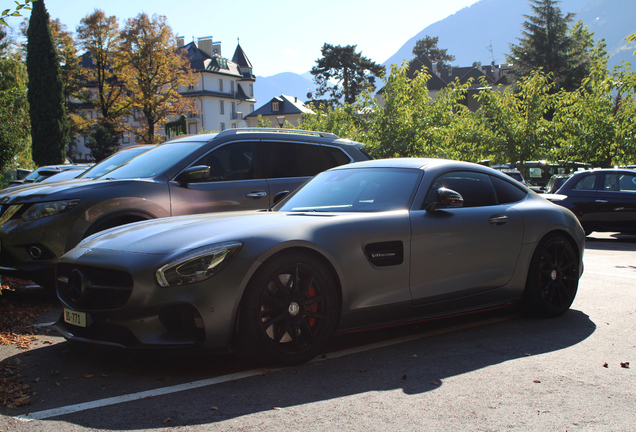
[80, 145, 156, 179]
[101, 141, 207, 180]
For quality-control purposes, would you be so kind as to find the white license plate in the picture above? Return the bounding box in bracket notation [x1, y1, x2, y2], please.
[64, 308, 87, 327]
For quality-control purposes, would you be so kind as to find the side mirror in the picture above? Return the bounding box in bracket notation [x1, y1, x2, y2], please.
[175, 165, 210, 187]
[426, 187, 464, 212]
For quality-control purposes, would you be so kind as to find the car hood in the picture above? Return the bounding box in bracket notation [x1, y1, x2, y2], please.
[0, 178, 140, 204]
[76, 211, 341, 255]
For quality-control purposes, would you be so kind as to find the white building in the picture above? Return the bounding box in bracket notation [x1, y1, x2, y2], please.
[178, 36, 256, 134]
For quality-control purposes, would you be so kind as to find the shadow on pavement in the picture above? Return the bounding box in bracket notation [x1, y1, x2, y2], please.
[2, 308, 596, 429]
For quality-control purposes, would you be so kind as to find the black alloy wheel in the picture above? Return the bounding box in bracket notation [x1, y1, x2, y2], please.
[237, 251, 340, 366]
[523, 234, 580, 317]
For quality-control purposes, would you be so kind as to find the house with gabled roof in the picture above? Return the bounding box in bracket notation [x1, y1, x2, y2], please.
[177, 36, 257, 133]
[376, 54, 511, 111]
[245, 94, 314, 127]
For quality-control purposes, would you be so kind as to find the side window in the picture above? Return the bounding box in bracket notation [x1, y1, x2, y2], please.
[264, 142, 325, 178]
[425, 171, 497, 208]
[491, 176, 527, 204]
[618, 173, 636, 192]
[189, 142, 257, 182]
[572, 174, 597, 190]
[322, 146, 353, 169]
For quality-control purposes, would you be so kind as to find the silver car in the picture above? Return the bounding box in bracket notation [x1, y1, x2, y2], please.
[55, 158, 585, 365]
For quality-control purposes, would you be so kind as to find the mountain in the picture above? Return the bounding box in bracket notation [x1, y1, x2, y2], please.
[254, 0, 636, 107]
[382, 0, 636, 71]
[254, 72, 316, 109]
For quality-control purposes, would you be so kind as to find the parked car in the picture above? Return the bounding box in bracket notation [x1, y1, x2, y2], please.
[543, 168, 636, 235]
[543, 174, 572, 194]
[6, 164, 92, 187]
[0, 129, 370, 288]
[55, 158, 584, 365]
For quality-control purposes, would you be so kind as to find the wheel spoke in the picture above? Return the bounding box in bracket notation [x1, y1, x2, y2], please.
[273, 322, 290, 343]
[303, 310, 328, 321]
[262, 312, 286, 328]
[302, 293, 326, 309]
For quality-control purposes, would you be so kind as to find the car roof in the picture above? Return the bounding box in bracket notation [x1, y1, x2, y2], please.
[329, 158, 492, 172]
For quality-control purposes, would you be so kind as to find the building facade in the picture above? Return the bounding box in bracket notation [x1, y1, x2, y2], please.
[68, 37, 256, 162]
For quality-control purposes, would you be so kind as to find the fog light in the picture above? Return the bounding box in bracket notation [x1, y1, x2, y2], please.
[29, 246, 42, 259]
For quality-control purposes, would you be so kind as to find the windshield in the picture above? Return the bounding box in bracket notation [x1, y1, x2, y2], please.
[276, 168, 422, 212]
[79, 145, 155, 179]
[99, 141, 207, 180]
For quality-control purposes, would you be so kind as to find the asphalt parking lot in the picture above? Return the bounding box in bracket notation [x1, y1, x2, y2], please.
[1, 232, 634, 431]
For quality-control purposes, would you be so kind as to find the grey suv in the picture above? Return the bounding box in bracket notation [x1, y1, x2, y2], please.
[0, 129, 370, 287]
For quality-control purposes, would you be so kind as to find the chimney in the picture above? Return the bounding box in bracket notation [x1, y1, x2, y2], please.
[212, 43, 221, 57]
[198, 39, 212, 57]
[177, 36, 185, 48]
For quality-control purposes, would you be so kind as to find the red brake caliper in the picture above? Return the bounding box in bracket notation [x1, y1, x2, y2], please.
[307, 285, 317, 327]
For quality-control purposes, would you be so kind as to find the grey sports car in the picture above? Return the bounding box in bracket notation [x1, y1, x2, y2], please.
[54, 158, 585, 365]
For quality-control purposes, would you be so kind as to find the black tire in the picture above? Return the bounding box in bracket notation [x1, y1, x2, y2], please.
[523, 234, 580, 317]
[236, 251, 340, 366]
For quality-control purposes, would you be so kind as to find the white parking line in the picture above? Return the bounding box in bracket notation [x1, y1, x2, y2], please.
[585, 271, 636, 280]
[16, 315, 513, 421]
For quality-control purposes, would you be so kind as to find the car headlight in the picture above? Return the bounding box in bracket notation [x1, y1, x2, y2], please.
[21, 200, 81, 221]
[155, 241, 243, 287]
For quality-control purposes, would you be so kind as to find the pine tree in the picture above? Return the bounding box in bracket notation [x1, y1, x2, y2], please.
[507, 0, 592, 93]
[26, 0, 69, 166]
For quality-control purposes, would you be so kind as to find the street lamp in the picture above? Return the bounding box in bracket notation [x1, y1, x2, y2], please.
[276, 116, 285, 128]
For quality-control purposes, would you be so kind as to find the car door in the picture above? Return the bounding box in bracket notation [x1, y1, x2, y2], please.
[409, 171, 524, 304]
[261, 140, 353, 207]
[168, 141, 271, 216]
[594, 172, 636, 232]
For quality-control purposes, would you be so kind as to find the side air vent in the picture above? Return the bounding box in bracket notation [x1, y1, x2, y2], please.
[364, 241, 404, 267]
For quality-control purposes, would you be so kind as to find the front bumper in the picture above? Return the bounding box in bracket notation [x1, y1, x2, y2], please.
[54, 246, 253, 350]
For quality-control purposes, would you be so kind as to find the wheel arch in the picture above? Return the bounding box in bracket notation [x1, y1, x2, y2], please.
[232, 245, 343, 341]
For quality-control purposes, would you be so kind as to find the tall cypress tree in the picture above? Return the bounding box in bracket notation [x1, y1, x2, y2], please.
[507, 0, 591, 93]
[26, 0, 69, 166]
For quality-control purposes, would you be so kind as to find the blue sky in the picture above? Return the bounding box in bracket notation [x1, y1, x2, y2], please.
[7, 0, 480, 77]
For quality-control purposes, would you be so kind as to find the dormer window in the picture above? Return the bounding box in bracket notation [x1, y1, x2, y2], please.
[272, 102, 279, 111]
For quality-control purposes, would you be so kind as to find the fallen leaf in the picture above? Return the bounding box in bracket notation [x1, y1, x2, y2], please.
[431, 382, 439, 386]
[273, 407, 282, 410]
[101, 374, 108, 378]
[411, 354, 417, 358]
[620, 362, 630, 368]
[31, 378, 40, 383]
[144, 396, 152, 399]
[260, 372, 268, 377]
[533, 380, 541, 383]
[321, 354, 327, 358]
[163, 418, 171, 423]
[603, 362, 609, 368]
[210, 406, 218, 410]
[82, 374, 94, 379]
[402, 375, 407, 380]
[47, 370, 61, 377]
[55, 382, 60, 386]
[360, 369, 367, 373]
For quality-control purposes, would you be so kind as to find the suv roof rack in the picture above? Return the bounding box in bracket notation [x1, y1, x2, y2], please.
[217, 128, 340, 140]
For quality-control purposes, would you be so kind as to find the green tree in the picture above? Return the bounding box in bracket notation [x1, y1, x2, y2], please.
[26, 0, 69, 166]
[1, 0, 34, 26]
[0, 31, 31, 172]
[552, 43, 636, 166]
[85, 119, 121, 161]
[119, 13, 197, 144]
[412, 35, 455, 68]
[311, 43, 385, 105]
[507, 0, 592, 93]
[476, 70, 555, 165]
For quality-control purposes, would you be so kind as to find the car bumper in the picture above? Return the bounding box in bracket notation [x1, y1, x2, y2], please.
[54, 246, 254, 350]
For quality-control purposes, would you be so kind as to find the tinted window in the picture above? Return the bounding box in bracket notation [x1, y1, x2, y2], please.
[426, 171, 497, 208]
[264, 142, 324, 178]
[604, 173, 636, 192]
[491, 176, 527, 204]
[572, 174, 597, 190]
[191, 142, 258, 182]
[105, 141, 207, 179]
[276, 168, 422, 212]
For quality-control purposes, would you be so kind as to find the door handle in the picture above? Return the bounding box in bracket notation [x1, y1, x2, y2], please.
[246, 191, 267, 199]
[489, 215, 509, 225]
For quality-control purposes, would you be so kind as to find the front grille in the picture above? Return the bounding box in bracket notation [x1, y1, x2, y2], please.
[57, 263, 134, 310]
